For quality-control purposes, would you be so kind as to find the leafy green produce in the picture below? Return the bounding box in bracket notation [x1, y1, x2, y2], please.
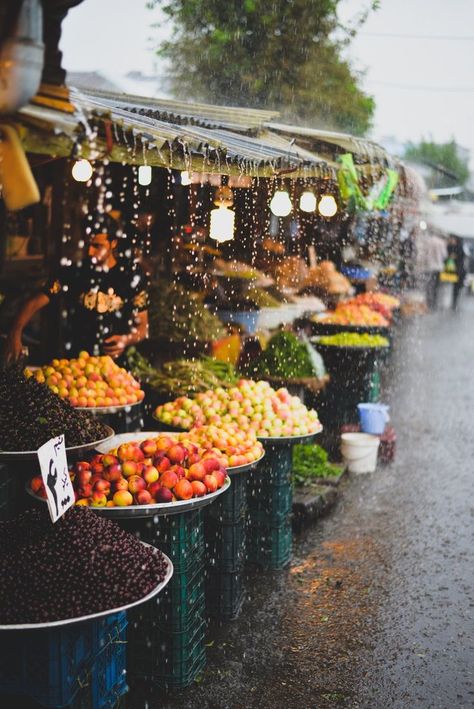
[293, 444, 342, 486]
[253, 331, 318, 379]
[126, 347, 237, 397]
[245, 286, 281, 308]
[148, 281, 226, 343]
[317, 333, 389, 348]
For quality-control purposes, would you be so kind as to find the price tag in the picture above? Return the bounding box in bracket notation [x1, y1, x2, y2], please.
[37, 435, 75, 523]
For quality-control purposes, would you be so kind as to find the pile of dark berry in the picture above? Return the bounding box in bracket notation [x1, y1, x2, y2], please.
[0, 365, 109, 451]
[0, 507, 169, 624]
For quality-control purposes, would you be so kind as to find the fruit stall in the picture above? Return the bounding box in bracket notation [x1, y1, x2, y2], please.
[0, 85, 416, 706]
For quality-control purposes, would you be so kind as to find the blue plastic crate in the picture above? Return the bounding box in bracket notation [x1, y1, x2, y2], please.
[89, 613, 128, 708]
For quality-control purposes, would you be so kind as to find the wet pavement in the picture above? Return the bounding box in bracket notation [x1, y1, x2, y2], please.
[130, 297, 474, 709]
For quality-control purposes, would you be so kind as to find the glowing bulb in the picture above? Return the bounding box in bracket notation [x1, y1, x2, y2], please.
[299, 190, 317, 213]
[270, 190, 292, 217]
[209, 206, 235, 243]
[318, 194, 337, 217]
[181, 171, 192, 186]
[138, 165, 152, 186]
[71, 159, 93, 182]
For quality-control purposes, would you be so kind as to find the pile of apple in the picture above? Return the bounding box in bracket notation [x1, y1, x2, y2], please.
[155, 380, 321, 438]
[29, 436, 228, 508]
[177, 423, 264, 468]
[25, 352, 144, 408]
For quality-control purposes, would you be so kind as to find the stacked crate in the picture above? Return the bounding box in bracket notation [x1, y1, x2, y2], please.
[205, 473, 247, 621]
[246, 445, 293, 570]
[125, 510, 207, 689]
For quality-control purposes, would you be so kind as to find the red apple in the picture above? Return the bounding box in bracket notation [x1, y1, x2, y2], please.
[74, 461, 91, 474]
[91, 462, 104, 476]
[75, 469, 92, 487]
[93, 479, 111, 494]
[77, 483, 93, 498]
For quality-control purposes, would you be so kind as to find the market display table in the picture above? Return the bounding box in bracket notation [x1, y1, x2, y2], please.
[246, 430, 322, 570]
[205, 454, 264, 622]
[0, 549, 172, 707]
[77, 401, 143, 434]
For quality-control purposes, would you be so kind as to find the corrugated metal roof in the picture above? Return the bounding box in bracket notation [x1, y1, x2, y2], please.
[14, 88, 388, 179]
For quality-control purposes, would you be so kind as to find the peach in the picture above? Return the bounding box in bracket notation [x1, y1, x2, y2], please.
[75, 469, 92, 487]
[140, 439, 157, 456]
[174, 478, 193, 500]
[202, 458, 220, 474]
[74, 461, 91, 474]
[128, 475, 146, 494]
[168, 444, 186, 464]
[136, 490, 153, 505]
[143, 466, 159, 484]
[169, 465, 185, 479]
[90, 491, 107, 507]
[103, 463, 122, 482]
[113, 478, 129, 491]
[91, 462, 104, 476]
[102, 454, 118, 467]
[113, 490, 133, 506]
[187, 453, 202, 466]
[155, 436, 175, 451]
[121, 460, 138, 478]
[77, 483, 93, 498]
[117, 443, 136, 462]
[160, 470, 179, 489]
[188, 462, 206, 481]
[155, 487, 173, 503]
[156, 456, 171, 473]
[191, 480, 207, 497]
[147, 481, 162, 499]
[75, 498, 90, 506]
[106, 501, 116, 507]
[213, 470, 226, 488]
[93, 479, 110, 495]
[30, 476, 44, 494]
[203, 474, 218, 493]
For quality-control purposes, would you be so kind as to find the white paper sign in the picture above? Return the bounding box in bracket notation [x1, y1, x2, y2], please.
[37, 435, 75, 523]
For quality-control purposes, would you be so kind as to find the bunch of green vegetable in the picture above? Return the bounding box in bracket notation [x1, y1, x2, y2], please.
[253, 331, 318, 379]
[293, 444, 342, 486]
[126, 347, 237, 397]
[148, 281, 226, 343]
[317, 333, 389, 348]
[245, 286, 281, 308]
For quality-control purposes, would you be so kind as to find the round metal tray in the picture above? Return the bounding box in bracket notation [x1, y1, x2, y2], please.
[258, 425, 323, 446]
[28, 476, 231, 519]
[0, 425, 115, 461]
[76, 401, 143, 415]
[95, 431, 265, 476]
[0, 547, 173, 631]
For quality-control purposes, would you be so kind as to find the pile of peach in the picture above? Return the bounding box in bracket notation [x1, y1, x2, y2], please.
[29, 436, 228, 508]
[25, 352, 144, 408]
[177, 423, 264, 468]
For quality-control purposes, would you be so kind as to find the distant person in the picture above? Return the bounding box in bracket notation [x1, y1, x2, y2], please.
[447, 236, 466, 311]
[426, 235, 447, 309]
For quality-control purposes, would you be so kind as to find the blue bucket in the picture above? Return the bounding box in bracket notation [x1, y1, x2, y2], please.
[358, 403, 390, 435]
[217, 310, 259, 334]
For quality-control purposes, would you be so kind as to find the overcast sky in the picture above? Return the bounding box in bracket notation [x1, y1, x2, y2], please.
[61, 0, 474, 166]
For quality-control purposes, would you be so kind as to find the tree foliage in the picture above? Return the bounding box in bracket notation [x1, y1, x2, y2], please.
[404, 140, 470, 187]
[149, 0, 376, 135]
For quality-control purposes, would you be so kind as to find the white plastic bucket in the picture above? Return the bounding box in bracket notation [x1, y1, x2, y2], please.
[341, 432, 380, 474]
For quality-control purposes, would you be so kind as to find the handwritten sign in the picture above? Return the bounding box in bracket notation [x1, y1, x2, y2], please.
[37, 435, 74, 523]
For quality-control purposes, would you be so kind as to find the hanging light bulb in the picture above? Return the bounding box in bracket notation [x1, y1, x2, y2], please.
[138, 165, 152, 186]
[318, 194, 338, 217]
[180, 170, 192, 186]
[209, 185, 235, 242]
[270, 189, 292, 217]
[71, 159, 93, 182]
[209, 206, 235, 243]
[299, 190, 317, 213]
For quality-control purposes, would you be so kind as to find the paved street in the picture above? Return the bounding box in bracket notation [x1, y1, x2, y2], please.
[133, 296, 474, 709]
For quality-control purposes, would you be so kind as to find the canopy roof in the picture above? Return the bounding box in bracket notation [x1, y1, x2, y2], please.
[14, 87, 398, 181]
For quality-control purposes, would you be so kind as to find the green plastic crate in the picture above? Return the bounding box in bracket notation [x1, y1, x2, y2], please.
[205, 518, 246, 573]
[246, 519, 293, 570]
[247, 480, 293, 519]
[206, 569, 244, 622]
[206, 474, 247, 524]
